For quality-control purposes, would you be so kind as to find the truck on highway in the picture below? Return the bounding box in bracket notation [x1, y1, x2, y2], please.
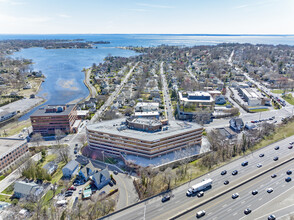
[186, 178, 213, 196]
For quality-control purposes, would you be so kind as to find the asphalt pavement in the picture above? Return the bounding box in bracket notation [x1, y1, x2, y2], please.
[103, 135, 294, 220]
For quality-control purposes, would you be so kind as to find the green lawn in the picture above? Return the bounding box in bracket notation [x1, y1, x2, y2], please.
[283, 94, 294, 105]
[271, 89, 284, 94]
[42, 186, 62, 205]
[249, 108, 269, 112]
[2, 183, 14, 195]
[0, 194, 11, 203]
[0, 175, 5, 181]
[51, 161, 66, 184]
[38, 154, 57, 168]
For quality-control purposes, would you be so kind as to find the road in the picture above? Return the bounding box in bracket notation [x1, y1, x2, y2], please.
[160, 62, 174, 121]
[178, 158, 294, 220]
[102, 135, 294, 220]
[84, 68, 97, 100]
[90, 62, 138, 123]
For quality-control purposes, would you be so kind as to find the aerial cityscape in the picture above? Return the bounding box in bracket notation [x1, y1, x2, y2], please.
[0, 0, 294, 220]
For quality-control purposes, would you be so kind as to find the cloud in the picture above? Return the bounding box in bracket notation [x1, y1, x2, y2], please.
[0, 14, 52, 24]
[59, 14, 71, 18]
[136, 3, 175, 9]
[234, 0, 279, 9]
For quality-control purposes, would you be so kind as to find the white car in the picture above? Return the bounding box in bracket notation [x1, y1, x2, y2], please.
[257, 163, 262, 168]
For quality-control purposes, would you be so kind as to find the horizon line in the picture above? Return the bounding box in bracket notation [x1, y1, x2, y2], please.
[0, 33, 293, 36]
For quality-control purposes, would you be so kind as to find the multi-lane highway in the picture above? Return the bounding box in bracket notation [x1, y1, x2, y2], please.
[177, 158, 294, 220]
[102, 135, 294, 220]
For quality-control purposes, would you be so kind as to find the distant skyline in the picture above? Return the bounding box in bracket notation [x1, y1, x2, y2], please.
[0, 0, 293, 34]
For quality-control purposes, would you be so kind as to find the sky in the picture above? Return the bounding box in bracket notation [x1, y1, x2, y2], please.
[0, 0, 293, 34]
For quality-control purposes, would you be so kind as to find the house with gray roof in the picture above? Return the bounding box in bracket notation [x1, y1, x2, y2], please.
[62, 160, 79, 178]
[78, 161, 96, 181]
[14, 181, 44, 199]
[43, 161, 58, 175]
[92, 169, 111, 190]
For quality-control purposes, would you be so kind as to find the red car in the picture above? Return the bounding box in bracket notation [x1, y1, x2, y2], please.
[68, 186, 76, 191]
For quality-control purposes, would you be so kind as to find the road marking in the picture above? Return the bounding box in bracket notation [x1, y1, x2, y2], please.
[233, 212, 237, 216]
[241, 200, 245, 204]
[222, 204, 228, 208]
[227, 208, 231, 212]
[259, 197, 263, 201]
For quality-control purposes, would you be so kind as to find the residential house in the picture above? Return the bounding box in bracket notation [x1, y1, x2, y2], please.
[14, 181, 44, 199]
[78, 161, 96, 182]
[43, 161, 58, 175]
[92, 169, 111, 190]
[229, 118, 244, 132]
[217, 127, 236, 139]
[62, 160, 79, 178]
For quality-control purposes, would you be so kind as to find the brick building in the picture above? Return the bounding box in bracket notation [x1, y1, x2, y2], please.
[30, 104, 79, 135]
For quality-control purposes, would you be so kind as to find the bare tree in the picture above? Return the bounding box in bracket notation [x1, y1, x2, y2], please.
[55, 129, 65, 146]
[31, 133, 43, 147]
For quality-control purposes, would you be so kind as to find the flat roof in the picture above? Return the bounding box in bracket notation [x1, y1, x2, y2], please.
[31, 104, 76, 117]
[0, 139, 27, 158]
[134, 112, 159, 117]
[179, 92, 214, 103]
[87, 118, 202, 142]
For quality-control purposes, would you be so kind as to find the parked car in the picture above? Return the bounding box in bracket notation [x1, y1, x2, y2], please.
[259, 153, 265, 157]
[257, 163, 262, 168]
[288, 146, 293, 149]
[68, 186, 76, 191]
[274, 146, 280, 150]
[287, 170, 292, 175]
[271, 174, 277, 178]
[113, 170, 118, 175]
[109, 181, 114, 187]
[252, 190, 258, 195]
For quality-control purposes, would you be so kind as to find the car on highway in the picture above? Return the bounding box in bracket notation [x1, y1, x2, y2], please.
[271, 174, 277, 178]
[285, 177, 292, 182]
[257, 163, 262, 168]
[161, 195, 171, 202]
[232, 193, 239, 199]
[268, 214, 276, 220]
[267, 188, 273, 193]
[273, 156, 279, 161]
[288, 145, 293, 149]
[259, 153, 265, 157]
[232, 170, 238, 175]
[221, 170, 227, 175]
[244, 208, 252, 215]
[241, 161, 248, 166]
[252, 190, 258, 195]
[274, 146, 280, 150]
[287, 170, 292, 175]
[196, 210, 206, 218]
[224, 180, 229, 185]
[197, 191, 204, 197]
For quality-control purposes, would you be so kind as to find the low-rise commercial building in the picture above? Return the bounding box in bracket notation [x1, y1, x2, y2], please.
[30, 104, 79, 135]
[0, 139, 29, 174]
[0, 109, 17, 122]
[86, 118, 202, 159]
[177, 91, 214, 120]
